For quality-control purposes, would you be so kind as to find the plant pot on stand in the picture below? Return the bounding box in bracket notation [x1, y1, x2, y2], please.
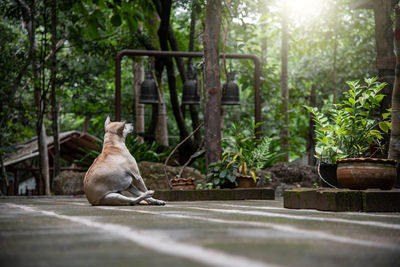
[236, 175, 258, 188]
[336, 158, 397, 190]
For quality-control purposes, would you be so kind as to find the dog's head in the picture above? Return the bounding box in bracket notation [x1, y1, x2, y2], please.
[104, 116, 134, 138]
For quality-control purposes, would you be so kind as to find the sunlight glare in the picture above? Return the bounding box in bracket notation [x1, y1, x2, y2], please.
[285, 0, 324, 20]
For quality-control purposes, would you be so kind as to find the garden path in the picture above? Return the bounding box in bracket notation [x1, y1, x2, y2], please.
[1, 197, 399, 267]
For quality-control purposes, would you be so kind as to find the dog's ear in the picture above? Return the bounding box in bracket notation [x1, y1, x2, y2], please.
[117, 121, 126, 135]
[104, 116, 111, 129]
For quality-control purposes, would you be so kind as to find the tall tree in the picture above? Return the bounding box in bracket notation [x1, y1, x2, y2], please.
[133, 60, 145, 143]
[50, 0, 60, 181]
[147, 1, 168, 147]
[389, 2, 400, 161]
[17, 0, 51, 195]
[152, 0, 198, 161]
[332, 1, 339, 104]
[371, 0, 396, 156]
[280, 1, 290, 162]
[203, 0, 222, 167]
[155, 75, 169, 147]
[187, 0, 202, 146]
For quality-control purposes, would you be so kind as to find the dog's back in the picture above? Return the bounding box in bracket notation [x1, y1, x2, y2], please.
[84, 120, 133, 205]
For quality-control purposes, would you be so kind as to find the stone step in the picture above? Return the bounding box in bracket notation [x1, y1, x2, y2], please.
[284, 188, 400, 212]
[154, 188, 274, 201]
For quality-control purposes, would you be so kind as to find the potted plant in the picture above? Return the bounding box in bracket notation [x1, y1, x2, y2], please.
[306, 78, 396, 190]
[213, 122, 279, 188]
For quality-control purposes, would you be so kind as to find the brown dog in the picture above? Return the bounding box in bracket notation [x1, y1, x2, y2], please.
[84, 116, 166, 206]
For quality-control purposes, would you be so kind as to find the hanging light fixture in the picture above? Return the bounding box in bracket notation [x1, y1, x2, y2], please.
[221, 62, 240, 105]
[139, 61, 159, 104]
[181, 64, 200, 105]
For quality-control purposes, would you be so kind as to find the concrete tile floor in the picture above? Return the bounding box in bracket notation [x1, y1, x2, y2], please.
[0, 197, 399, 267]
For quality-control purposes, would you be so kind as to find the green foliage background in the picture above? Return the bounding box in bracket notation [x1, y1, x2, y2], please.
[0, 0, 378, 169]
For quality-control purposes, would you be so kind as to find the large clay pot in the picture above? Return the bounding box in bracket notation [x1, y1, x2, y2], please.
[236, 175, 258, 188]
[336, 158, 397, 190]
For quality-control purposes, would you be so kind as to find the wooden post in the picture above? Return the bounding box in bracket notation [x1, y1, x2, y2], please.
[13, 170, 18, 195]
[203, 0, 222, 167]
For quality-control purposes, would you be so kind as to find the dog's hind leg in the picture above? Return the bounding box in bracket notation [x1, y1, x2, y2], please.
[126, 185, 166, 206]
[99, 190, 154, 206]
[126, 184, 143, 197]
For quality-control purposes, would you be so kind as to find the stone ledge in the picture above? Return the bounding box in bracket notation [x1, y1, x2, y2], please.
[154, 188, 275, 201]
[284, 188, 400, 212]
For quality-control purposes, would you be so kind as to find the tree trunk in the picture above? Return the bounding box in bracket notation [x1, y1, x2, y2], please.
[280, 2, 290, 162]
[38, 124, 51, 195]
[82, 114, 90, 133]
[373, 0, 395, 157]
[152, 0, 171, 149]
[203, 0, 222, 167]
[18, 0, 51, 195]
[147, 104, 158, 142]
[155, 78, 169, 147]
[133, 60, 145, 143]
[307, 85, 317, 166]
[333, 36, 338, 104]
[389, 3, 400, 161]
[50, 0, 60, 182]
[332, 2, 338, 105]
[187, 0, 202, 146]
[153, 0, 198, 161]
[261, 23, 268, 66]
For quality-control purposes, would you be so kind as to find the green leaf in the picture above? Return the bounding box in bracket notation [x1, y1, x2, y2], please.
[382, 113, 391, 120]
[379, 121, 389, 133]
[322, 136, 329, 144]
[250, 171, 257, 182]
[374, 94, 385, 103]
[219, 170, 227, 178]
[362, 103, 370, 109]
[344, 107, 354, 113]
[319, 127, 331, 132]
[227, 173, 236, 183]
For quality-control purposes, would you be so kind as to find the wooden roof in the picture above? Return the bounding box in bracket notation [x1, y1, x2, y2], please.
[4, 131, 101, 168]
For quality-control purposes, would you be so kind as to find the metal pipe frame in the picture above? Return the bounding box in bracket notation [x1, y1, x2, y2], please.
[115, 49, 261, 138]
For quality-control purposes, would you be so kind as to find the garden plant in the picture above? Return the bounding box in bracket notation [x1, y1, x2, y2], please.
[305, 77, 392, 164]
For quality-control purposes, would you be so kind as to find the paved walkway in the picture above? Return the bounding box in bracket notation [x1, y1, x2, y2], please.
[1, 197, 399, 267]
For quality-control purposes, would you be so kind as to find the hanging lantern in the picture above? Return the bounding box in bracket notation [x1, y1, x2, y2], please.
[139, 61, 159, 104]
[221, 70, 240, 105]
[182, 64, 200, 105]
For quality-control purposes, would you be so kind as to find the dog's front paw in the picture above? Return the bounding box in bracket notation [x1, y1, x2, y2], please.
[157, 200, 166, 206]
[153, 199, 166, 206]
[145, 197, 166, 206]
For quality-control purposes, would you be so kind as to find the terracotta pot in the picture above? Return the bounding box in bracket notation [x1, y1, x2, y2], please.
[236, 175, 258, 188]
[170, 177, 195, 190]
[336, 158, 397, 190]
